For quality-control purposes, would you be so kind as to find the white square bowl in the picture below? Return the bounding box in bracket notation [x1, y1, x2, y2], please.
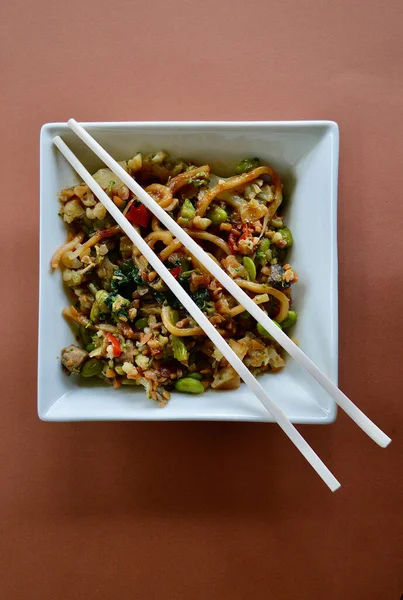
[39, 121, 339, 423]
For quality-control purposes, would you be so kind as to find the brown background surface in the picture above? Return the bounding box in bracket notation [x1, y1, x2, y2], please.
[1, 0, 403, 598]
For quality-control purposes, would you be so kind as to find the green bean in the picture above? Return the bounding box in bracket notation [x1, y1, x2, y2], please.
[234, 157, 260, 174]
[187, 372, 203, 380]
[257, 320, 282, 339]
[281, 310, 298, 328]
[81, 358, 103, 378]
[243, 256, 256, 281]
[134, 317, 148, 329]
[171, 335, 189, 362]
[206, 206, 228, 225]
[175, 377, 204, 394]
[278, 227, 293, 247]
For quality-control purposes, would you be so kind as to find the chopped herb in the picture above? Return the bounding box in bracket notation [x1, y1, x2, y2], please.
[110, 261, 143, 296]
[189, 287, 210, 310]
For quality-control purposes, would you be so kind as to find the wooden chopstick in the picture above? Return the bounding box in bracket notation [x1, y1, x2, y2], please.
[53, 135, 341, 492]
[67, 119, 391, 450]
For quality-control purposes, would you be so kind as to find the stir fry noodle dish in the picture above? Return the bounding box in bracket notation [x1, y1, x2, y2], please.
[52, 152, 298, 405]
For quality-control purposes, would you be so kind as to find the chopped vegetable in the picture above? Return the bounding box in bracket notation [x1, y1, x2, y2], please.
[95, 290, 109, 313]
[171, 335, 189, 363]
[281, 310, 298, 328]
[255, 238, 271, 264]
[187, 372, 203, 380]
[110, 295, 130, 322]
[110, 261, 143, 296]
[242, 256, 256, 281]
[126, 204, 151, 228]
[234, 157, 260, 174]
[257, 320, 282, 339]
[278, 227, 293, 247]
[206, 206, 228, 225]
[81, 358, 103, 378]
[177, 198, 195, 225]
[107, 333, 122, 357]
[175, 377, 204, 394]
[134, 317, 148, 329]
[169, 266, 182, 279]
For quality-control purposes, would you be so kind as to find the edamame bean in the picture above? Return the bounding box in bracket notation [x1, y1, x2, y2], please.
[81, 358, 103, 378]
[256, 238, 270, 264]
[85, 343, 95, 352]
[278, 227, 293, 247]
[243, 256, 256, 281]
[257, 320, 282, 339]
[175, 377, 204, 394]
[206, 206, 228, 225]
[187, 372, 203, 380]
[281, 310, 298, 328]
[134, 317, 148, 329]
[115, 365, 125, 375]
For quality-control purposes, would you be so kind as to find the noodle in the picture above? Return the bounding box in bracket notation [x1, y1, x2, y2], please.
[144, 230, 173, 247]
[79, 225, 121, 257]
[234, 280, 290, 322]
[159, 239, 183, 261]
[196, 166, 274, 217]
[51, 233, 84, 269]
[169, 165, 210, 195]
[228, 293, 269, 317]
[161, 306, 204, 336]
[145, 183, 173, 209]
[184, 230, 231, 255]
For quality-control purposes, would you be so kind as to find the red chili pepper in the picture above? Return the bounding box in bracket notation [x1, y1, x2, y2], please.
[228, 232, 238, 254]
[126, 204, 151, 228]
[107, 333, 122, 357]
[239, 225, 250, 242]
[168, 266, 182, 278]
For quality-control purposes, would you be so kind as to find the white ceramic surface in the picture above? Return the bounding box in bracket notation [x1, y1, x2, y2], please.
[39, 121, 339, 423]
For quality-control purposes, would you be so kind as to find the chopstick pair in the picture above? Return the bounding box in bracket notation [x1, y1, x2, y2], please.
[52, 119, 391, 490]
